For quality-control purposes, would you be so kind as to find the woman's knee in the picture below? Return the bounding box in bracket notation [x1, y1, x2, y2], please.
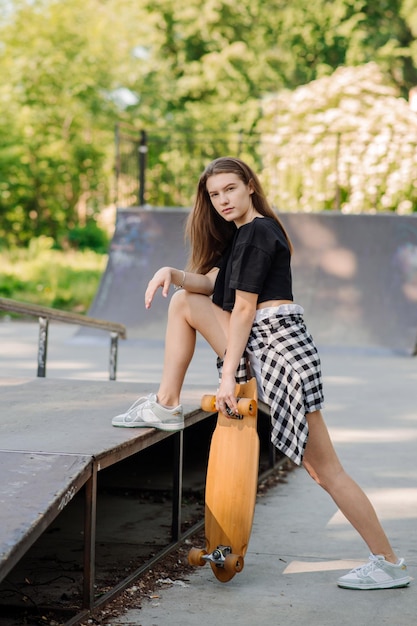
[168, 289, 207, 317]
[303, 458, 344, 492]
[167, 290, 228, 346]
[168, 288, 187, 309]
[303, 411, 344, 491]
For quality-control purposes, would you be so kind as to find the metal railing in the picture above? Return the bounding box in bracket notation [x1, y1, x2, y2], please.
[0, 297, 126, 380]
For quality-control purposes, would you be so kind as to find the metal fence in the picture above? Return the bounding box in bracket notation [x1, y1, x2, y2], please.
[114, 123, 417, 213]
[114, 123, 261, 208]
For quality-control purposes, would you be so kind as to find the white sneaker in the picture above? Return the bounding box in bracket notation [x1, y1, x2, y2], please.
[337, 554, 412, 590]
[112, 393, 184, 431]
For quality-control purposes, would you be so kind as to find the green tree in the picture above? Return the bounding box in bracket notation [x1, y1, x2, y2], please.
[134, 0, 417, 125]
[119, 0, 417, 206]
[0, 0, 146, 246]
[1, 0, 417, 242]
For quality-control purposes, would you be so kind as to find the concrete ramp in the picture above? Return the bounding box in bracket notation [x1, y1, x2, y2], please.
[87, 208, 189, 339]
[280, 213, 417, 355]
[89, 208, 417, 354]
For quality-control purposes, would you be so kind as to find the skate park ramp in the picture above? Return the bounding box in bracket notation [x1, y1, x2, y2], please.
[86, 208, 189, 339]
[279, 212, 417, 355]
[87, 208, 417, 354]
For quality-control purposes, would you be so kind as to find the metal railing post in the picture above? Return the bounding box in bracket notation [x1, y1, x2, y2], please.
[109, 332, 119, 381]
[83, 465, 97, 609]
[171, 430, 183, 541]
[138, 129, 147, 206]
[114, 122, 121, 207]
[37, 316, 49, 377]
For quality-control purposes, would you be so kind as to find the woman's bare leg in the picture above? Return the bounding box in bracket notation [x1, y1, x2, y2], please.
[303, 410, 397, 563]
[157, 290, 230, 407]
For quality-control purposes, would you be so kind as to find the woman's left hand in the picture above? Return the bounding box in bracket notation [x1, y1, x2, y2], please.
[216, 375, 239, 417]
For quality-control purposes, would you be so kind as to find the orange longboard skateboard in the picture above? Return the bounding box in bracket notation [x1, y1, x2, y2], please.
[188, 377, 259, 582]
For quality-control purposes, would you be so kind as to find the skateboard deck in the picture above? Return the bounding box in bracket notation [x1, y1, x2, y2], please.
[188, 377, 259, 582]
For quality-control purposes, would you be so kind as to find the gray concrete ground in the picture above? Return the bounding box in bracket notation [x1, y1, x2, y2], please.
[1, 320, 417, 625]
[0, 320, 219, 386]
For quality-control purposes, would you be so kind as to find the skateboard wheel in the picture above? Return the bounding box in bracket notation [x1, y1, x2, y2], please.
[201, 394, 217, 412]
[236, 398, 257, 416]
[188, 547, 207, 567]
[224, 553, 244, 573]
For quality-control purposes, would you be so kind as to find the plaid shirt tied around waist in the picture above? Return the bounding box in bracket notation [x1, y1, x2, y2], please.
[217, 309, 324, 466]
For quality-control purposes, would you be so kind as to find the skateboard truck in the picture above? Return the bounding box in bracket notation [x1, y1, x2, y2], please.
[225, 405, 243, 420]
[188, 545, 244, 573]
[202, 545, 244, 573]
[203, 545, 231, 566]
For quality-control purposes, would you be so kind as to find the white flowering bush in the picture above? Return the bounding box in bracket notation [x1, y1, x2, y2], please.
[259, 63, 417, 214]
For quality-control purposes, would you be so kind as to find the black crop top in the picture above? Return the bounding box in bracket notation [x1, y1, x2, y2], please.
[212, 217, 293, 311]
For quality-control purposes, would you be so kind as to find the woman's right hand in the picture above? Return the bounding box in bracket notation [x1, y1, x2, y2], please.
[144, 266, 174, 309]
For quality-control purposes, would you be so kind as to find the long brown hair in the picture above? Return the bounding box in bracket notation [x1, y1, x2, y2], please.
[185, 156, 292, 274]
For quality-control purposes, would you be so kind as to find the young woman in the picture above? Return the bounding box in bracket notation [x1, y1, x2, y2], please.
[112, 156, 410, 590]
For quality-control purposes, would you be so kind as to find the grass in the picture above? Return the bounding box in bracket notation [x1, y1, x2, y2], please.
[0, 237, 107, 316]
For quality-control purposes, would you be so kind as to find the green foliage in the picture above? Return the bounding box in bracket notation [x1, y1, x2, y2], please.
[0, 239, 107, 313]
[0, 0, 144, 246]
[67, 221, 110, 254]
[1, 0, 417, 238]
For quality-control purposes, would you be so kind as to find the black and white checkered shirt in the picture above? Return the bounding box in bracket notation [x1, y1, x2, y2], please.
[217, 307, 324, 466]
